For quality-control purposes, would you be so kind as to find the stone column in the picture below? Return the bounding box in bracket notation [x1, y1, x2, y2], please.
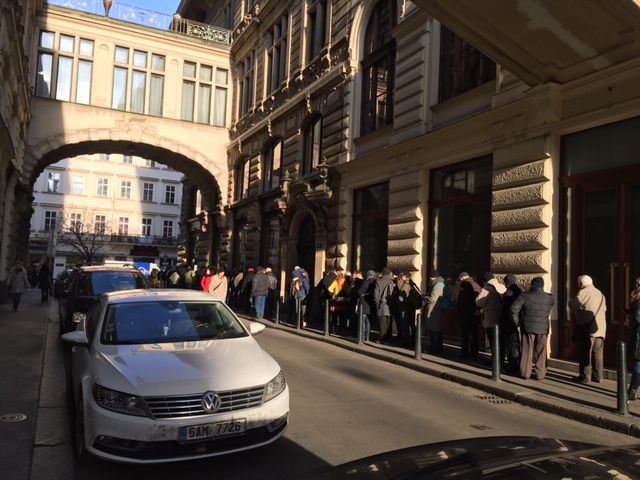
[0, 169, 18, 301]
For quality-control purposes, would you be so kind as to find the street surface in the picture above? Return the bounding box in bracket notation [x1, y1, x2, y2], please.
[70, 326, 638, 479]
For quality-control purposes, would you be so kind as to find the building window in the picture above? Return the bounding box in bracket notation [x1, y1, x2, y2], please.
[181, 61, 196, 121]
[99, 153, 110, 161]
[197, 65, 212, 124]
[143, 182, 154, 202]
[44, 211, 57, 232]
[267, 14, 289, 94]
[262, 141, 282, 192]
[35, 31, 94, 104]
[244, 0, 255, 14]
[438, 26, 496, 102]
[163, 220, 173, 238]
[94, 215, 106, 235]
[429, 156, 493, 279]
[165, 185, 176, 204]
[120, 180, 132, 199]
[142, 218, 152, 236]
[112, 46, 165, 115]
[238, 52, 255, 116]
[96, 178, 109, 197]
[118, 217, 129, 235]
[71, 175, 84, 194]
[302, 116, 322, 175]
[70, 212, 82, 230]
[352, 183, 389, 272]
[360, 1, 396, 136]
[235, 159, 250, 201]
[213, 69, 228, 127]
[306, 0, 328, 62]
[47, 172, 60, 193]
[122, 154, 133, 164]
[145, 159, 156, 168]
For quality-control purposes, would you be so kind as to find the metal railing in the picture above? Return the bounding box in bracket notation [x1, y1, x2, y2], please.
[46, 0, 232, 45]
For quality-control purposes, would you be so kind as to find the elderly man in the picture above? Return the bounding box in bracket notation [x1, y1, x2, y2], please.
[569, 275, 607, 384]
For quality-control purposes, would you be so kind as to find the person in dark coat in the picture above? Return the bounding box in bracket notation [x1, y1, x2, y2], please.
[358, 270, 377, 341]
[510, 277, 554, 380]
[251, 267, 270, 320]
[456, 272, 482, 357]
[501, 274, 522, 373]
[8, 262, 30, 312]
[38, 263, 52, 303]
[627, 277, 640, 400]
[241, 267, 255, 314]
[374, 268, 395, 344]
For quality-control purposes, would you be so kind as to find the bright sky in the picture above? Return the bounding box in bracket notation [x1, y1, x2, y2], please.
[122, 0, 181, 15]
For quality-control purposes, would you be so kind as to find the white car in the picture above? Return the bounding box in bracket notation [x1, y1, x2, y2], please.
[62, 289, 289, 464]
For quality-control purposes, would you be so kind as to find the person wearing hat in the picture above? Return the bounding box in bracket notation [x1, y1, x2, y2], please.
[627, 277, 640, 400]
[476, 272, 507, 360]
[424, 270, 449, 354]
[457, 272, 482, 358]
[394, 272, 420, 346]
[569, 275, 607, 384]
[510, 277, 555, 380]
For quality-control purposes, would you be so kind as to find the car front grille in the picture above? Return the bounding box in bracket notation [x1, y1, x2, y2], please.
[145, 386, 265, 419]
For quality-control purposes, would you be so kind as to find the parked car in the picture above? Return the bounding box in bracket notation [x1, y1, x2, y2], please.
[62, 289, 289, 464]
[300, 436, 640, 479]
[58, 265, 150, 334]
[53, 269, 74, 299]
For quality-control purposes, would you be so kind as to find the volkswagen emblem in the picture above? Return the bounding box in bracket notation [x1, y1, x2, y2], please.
[201, 391, 221, 413]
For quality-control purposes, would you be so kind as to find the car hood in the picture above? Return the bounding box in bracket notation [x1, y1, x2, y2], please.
[299, 436, 617, 479]
[91, 337, 281, 396]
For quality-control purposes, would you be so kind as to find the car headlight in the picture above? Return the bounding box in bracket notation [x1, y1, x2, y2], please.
[263, 371, 286, 403]
[92, 384, 150, 417]
[72, 312, 87, 323]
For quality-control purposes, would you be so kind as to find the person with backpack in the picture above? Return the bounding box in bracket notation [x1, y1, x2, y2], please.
[251, 267, 270, 320]
[358, 270, 377, 341]
[476, 272, 507, 359]
[374, 268, 395, 344]
[424, 270, 449, 354]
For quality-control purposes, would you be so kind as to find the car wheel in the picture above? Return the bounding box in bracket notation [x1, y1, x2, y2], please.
[73, 391, 92, 467]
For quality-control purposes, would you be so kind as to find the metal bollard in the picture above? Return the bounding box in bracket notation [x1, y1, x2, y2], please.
[414, 313, 422, 360]
[324, 299, 330, 337]
[357, 301, 363, 344]
[275, 296, 280, 326]
[618, 341, 629, 415]
[296, 297, 302, 330]
[492, 324, 501, 381]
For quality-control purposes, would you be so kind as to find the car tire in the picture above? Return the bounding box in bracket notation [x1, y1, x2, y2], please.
[72, 391, 93, 467]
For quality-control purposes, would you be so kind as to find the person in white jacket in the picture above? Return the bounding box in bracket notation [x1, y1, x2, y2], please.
[476, 272, 507, 358]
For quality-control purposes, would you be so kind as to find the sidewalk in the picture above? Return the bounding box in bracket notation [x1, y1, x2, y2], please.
[242, 314, 640, 439]
[0, 290, 72, 480]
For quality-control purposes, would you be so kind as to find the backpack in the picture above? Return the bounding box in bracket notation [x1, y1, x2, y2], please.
[439, 281, 452, 310]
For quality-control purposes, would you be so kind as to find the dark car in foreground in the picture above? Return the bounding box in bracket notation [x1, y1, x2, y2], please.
[53, 269, 74, 299]
[58, 265, 149, 333]
[301, 436, 640, 479]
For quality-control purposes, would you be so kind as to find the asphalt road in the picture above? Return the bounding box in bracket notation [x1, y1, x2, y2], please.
[73, 326, 637, 479]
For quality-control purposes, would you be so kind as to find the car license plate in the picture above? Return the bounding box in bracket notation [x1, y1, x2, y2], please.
[180, 419, 246, 441]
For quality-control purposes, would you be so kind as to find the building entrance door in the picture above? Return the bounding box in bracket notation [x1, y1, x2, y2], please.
[296, 215, 316, 286]
[561, 167, 640, 365]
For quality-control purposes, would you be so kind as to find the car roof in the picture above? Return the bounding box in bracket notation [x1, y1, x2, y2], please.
[77, 265, 141, 273]
[102, 289, 221, 303]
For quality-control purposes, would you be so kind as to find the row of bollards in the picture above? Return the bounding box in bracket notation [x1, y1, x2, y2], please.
[267, 297, 631, 416]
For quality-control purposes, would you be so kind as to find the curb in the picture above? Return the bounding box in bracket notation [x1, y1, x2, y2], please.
[241, 315, 640, 439]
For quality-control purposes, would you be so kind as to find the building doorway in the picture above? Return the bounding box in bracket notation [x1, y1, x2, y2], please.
[296, 215, 316, 286]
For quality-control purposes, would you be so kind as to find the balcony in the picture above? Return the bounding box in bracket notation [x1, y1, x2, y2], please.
[46, 0, 232, 45]
[110, 234, 180, 246]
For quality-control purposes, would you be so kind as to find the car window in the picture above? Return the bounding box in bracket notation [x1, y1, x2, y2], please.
[85, 300, 102, 343]
[101, 301, 248, 345]
[88, 271, 148, 296]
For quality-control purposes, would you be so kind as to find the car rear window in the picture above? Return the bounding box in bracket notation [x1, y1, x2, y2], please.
[77, 271, 148, 296]
[101, 301, 248, 345]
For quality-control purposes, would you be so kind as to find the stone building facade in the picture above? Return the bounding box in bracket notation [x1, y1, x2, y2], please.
[176, 0, 640, 363]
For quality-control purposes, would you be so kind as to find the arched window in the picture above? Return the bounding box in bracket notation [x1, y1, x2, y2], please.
[361, 1, 396, 136]
[302, 116, 322, 175]
[262, 140, 283, 192]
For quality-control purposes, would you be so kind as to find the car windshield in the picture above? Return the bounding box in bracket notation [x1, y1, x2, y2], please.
[100, 300, 248, 345]
[78, 271, 148, 296]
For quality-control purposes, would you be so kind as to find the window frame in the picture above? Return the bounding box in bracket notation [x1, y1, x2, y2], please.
[302, 116, 322, 175]
[262, 140, 283, 192]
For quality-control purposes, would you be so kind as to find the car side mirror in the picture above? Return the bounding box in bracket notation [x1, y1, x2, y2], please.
[249, 322, 266, 335]
[61, 330, 89, 346]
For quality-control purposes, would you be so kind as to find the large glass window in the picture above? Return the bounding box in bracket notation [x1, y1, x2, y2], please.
[76, 59, 93, 104]
[165, 185, 176, 204]
[429, 156, 493, 279]
[71, 175, 84, 194]
[47, 172, 61, 193]
[302, 116, 322, 175]
[438, 26, 496, 102]
[120, 180, 132, 199]
[262, 141, 282, 192]
[112, 67, 128, 110]
[55, 56, 73, 101]
[143, 182, 154, 202]
[267, 14, 289, 93]
[213, 68, 228, 126]
[238, 53, 255, 116]
[181, 61, 196, 121]
[96, 178, 109, 197]
[361, 1, 396, 136]
[44, 211, 57, 231]
[131, 70, 146, 113]
[306, 0, 328, 62]
[352, 183, 389, 272]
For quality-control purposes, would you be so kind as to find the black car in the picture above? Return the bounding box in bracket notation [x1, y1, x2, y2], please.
[58, 265, 150, 333]
[53, 269, 74, 299]
[300, 436, 640, 479]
